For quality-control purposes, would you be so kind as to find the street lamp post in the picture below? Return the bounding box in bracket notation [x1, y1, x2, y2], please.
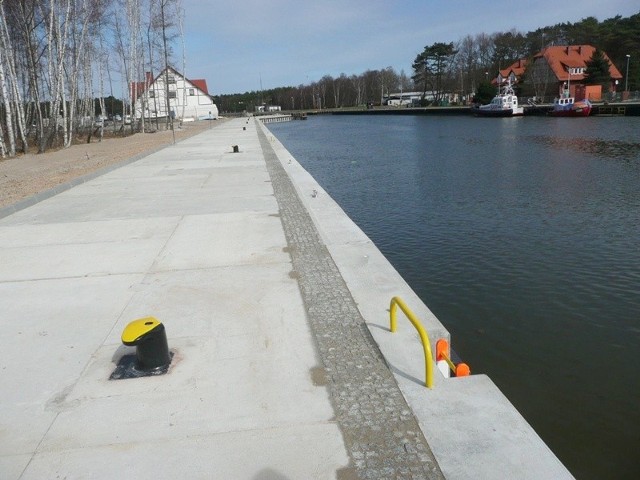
[625, 54, 631, 92]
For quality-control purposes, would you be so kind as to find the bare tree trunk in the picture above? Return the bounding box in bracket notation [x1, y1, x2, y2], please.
[42, 0, 72, 150]
[138, 27, 146, 133]
[146, 21, 160, 129]
[175, 0, 185, 126]
[351, 75, 364, 107]
[0, 126, 6, 158]
[0, 0, 16, 157]
[97, 29, 106, 142]
[64, 0, 93, 148]
[333, 78, 341, 108]
[0, 55, 13, 157]
[160, 0, 174, 142]
[113, 13, 131, 136]
[126, 0, 141, 134]
[82, 47, 99, 142]
[17, 1, 46, 151]
[0, 0, 28, 154]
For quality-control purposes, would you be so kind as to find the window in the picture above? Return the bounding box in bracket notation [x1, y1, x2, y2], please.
[167, 75, 176, 84]
[189, 88, 195, 96]
[168, 91, 176, 99]
[148, 90, 155, 98]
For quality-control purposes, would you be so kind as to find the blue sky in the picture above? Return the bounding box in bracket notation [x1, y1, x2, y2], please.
[181, 0, 638, 95]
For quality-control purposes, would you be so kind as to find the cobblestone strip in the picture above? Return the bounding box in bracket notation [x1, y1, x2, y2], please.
[257, 126, 444, 480]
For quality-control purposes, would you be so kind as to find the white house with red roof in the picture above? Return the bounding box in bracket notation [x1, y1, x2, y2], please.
[131, 67, 218, 121]
[496, 58, 528, 86]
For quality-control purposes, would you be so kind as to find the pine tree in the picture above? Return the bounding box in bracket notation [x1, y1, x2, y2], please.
[584, 48, 611, 87]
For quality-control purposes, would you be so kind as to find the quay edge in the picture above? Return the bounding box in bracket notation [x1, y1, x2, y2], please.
[0, 116, 575, 479]
[296, 101, 640, 116]
[259, 115, 575, 479]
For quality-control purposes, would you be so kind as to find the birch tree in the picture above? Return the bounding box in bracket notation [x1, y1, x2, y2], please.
[18, 2, 47, 151]
[114, 0, 142, 134]
[40, 0, 72, 149]
[0, 1, 30, 154]
[0, 48, 12, 157]
[159, 0, 174, 137]
[174, 0, 185, 125]
[350, 74, 364, 106]
[0, 0, 16, 157]
[63, 0, 97, 147]
[332, 74, 349, 108]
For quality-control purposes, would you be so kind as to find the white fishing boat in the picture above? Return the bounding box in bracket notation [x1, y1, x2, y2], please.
[475, 80, 524, 117]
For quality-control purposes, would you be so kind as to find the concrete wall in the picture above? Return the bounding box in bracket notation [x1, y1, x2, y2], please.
[260, 119, 575, 480]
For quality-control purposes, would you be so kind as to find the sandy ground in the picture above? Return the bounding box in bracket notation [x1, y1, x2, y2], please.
[0, 118, 230, 209]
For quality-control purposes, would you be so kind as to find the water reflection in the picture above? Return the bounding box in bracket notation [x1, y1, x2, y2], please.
[527, 134, 640, 161]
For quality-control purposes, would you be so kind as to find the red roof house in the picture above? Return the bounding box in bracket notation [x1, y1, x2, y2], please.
[129, 67, 217, 120]
[531, 45, 622, 99]
[497, 58, 528, 86]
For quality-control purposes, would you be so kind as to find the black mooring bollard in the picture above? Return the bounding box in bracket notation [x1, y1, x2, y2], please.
[232, 145, 239, 153]
[121, 317, 171, 371]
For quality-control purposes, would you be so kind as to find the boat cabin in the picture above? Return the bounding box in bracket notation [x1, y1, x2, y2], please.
[488, 94, 518, 109]
[555, 97, 574, 106]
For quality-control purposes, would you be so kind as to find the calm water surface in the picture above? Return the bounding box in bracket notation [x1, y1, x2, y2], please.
[268, 114, 640, 480]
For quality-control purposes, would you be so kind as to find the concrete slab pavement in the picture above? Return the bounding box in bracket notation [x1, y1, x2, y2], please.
[0, 115, 574, 479]
[0, 119, 349, 479]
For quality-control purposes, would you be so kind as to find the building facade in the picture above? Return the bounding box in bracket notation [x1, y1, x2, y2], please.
[527, 45, 622, 101]
[131, 67, 219, 121]
[497, 59, 528, 86]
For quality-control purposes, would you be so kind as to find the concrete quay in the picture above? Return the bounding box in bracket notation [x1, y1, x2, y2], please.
[0, 117, 572, 479]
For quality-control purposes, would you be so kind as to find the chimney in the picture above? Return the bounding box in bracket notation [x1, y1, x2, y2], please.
[565, 47, 569, 55]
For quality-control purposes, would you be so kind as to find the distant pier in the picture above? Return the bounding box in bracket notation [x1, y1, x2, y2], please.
[301, 101, 640, 116]
[258, 114, 293, 123]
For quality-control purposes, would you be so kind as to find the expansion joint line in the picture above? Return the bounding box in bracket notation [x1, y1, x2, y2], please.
[256, 124, 444, 480]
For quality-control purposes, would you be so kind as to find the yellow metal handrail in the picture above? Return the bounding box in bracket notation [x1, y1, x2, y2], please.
[389, 296, 434, 388]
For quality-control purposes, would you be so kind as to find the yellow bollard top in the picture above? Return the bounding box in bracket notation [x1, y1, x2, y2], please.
[122, 317, 162, 345]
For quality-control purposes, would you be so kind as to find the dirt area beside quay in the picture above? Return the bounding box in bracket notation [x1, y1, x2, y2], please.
[0, 118, 230, 209]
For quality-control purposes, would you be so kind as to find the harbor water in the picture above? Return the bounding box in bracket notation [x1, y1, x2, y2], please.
[267, 114, 640, 480]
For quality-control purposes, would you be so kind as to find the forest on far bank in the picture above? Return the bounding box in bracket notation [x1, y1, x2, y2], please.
[216, 11, 640, 113]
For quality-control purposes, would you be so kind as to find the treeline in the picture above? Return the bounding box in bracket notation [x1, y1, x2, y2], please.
[216, 68, 410, 113]
[0, 0, 184, 158]
[218, 12, 639, 112]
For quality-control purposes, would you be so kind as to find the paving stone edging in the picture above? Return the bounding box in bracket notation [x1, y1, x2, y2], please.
[257, 123, 445, 480]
